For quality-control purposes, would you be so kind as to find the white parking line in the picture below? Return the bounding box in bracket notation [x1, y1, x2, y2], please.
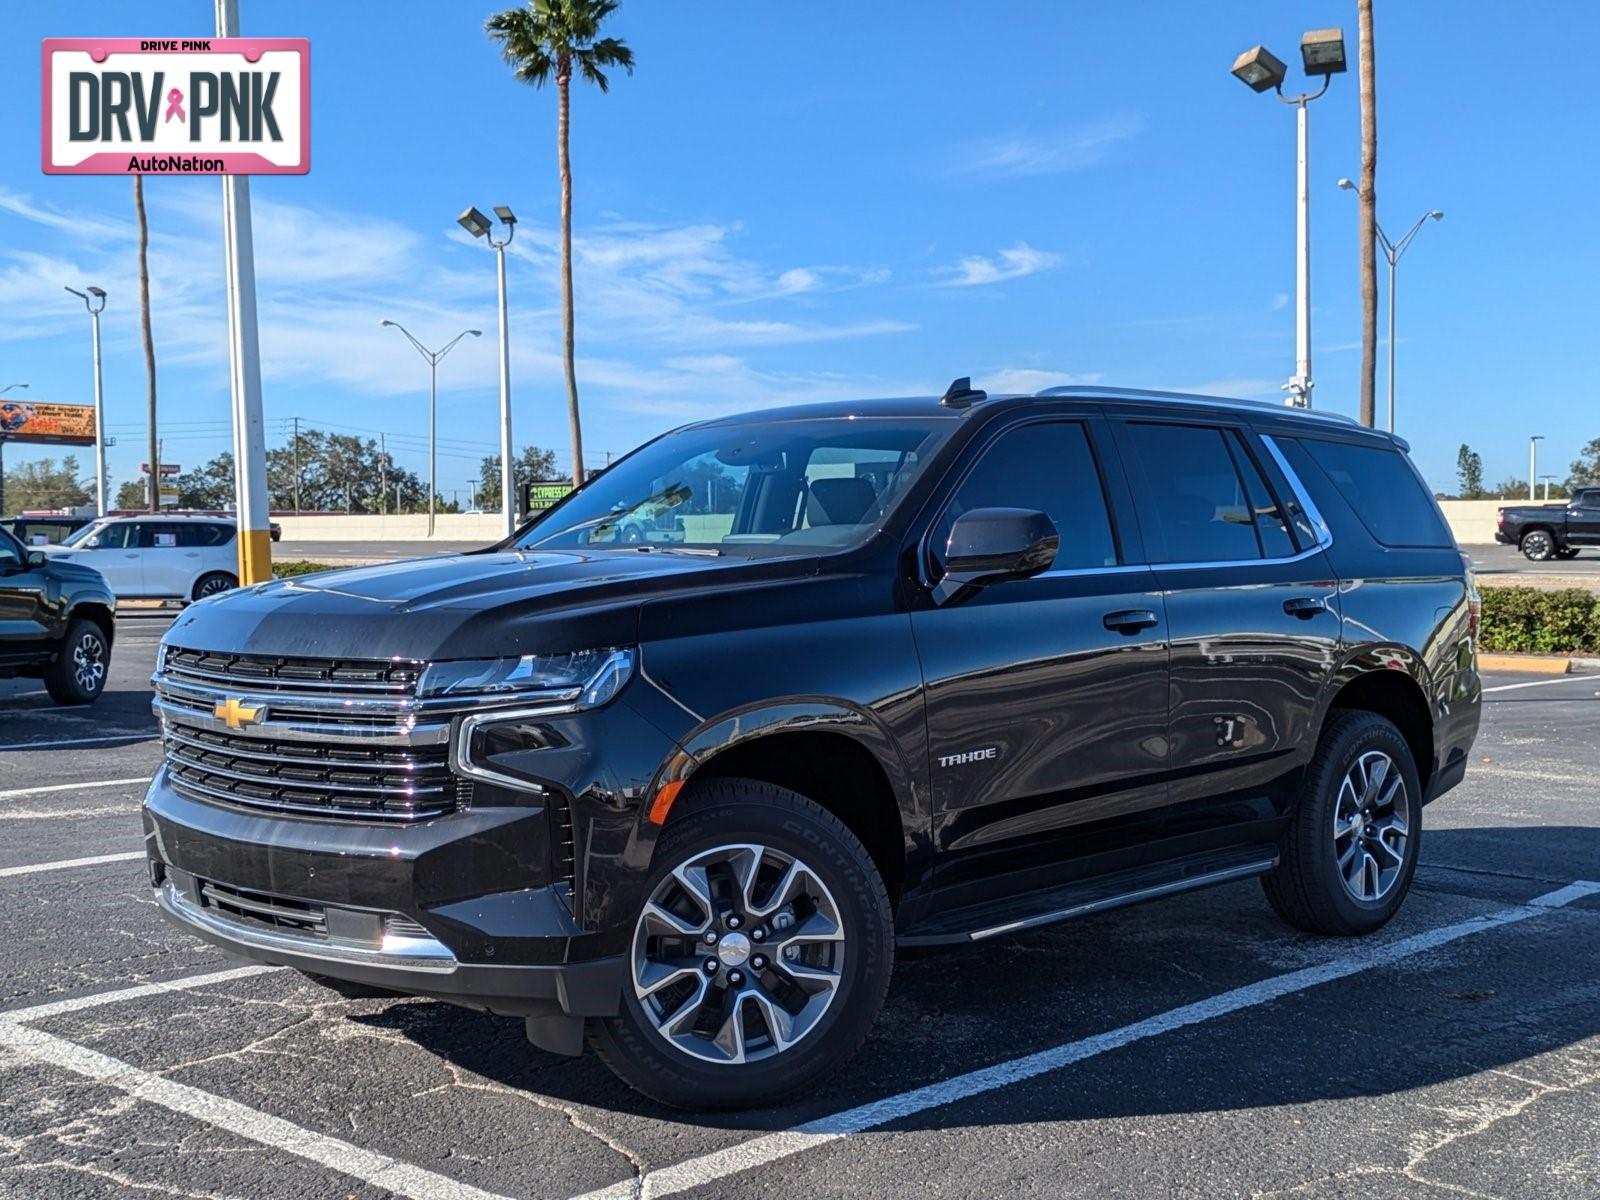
[0, 732, 156, 751]
[0, 851, 145, 879]
[0, 1023, 516, 1200]
[0, 776, 149, 802]
[571, 880, 1600, 1200]
[1483, 674, 1598, 694]
[0, 964, 279, 1026]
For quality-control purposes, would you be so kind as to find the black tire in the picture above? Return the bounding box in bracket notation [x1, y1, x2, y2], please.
[1263, 710, 1422, 937]
[295, 970, 407, 1000]
[589, 778, 894, 1110]
[191, 571, 237, 601]
[1520, 529, 1556, 561]
[44, 618, 110, 705]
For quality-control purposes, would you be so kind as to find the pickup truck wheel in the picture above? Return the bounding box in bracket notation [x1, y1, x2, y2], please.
[44, 619, 109, 705]
[589, 778, 893, 1110]
[1520, 529, 1556, 561]
[1262, 710, 1421, 937]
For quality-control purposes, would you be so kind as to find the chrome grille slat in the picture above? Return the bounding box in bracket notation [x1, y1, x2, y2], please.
[161, 648, 422, 694]
[165, 743, 447, 797]
[162, 726, 437, 773]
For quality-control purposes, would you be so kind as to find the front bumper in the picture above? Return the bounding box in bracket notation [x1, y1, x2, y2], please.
[143, 770, 626, 1019]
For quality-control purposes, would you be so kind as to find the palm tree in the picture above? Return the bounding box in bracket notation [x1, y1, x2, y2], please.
[133, 173, 160, 511]
[486, 0, 634, 490]
[1357, 0, 1379, 428]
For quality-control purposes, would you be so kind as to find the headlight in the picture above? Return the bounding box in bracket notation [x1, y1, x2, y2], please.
[417, 646, 634, 707]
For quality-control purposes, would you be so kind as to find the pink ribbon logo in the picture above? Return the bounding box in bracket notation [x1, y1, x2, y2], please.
[164, 88, 185, 123]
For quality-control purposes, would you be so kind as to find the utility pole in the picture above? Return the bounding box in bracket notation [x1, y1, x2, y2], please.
[64, 289, 108, 515]
[216, 0, 272, 583]
[380, 431, 388, 516]
[290, 415, 302, 514]
[1529, 437, 1543, 502]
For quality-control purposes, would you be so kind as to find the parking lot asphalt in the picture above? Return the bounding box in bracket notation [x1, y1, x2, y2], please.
[1465, 542, 1600, 579]
[1, 616, 1596, 1199]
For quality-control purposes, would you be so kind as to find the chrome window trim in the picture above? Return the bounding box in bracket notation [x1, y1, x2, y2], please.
[1036, 385, 1360, 428]
[1260, 433, 1335, 550]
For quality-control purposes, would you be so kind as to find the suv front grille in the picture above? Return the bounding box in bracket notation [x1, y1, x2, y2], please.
[199, 878, 329, 938]
[155, 645, 460, 823]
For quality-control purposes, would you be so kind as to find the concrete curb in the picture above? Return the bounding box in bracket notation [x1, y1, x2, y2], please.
[1478, 653, 1573, 675]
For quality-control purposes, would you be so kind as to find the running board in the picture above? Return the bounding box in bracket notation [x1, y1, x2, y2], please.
[898, 850, 1279, 947]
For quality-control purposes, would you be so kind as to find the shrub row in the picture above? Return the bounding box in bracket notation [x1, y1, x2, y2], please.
[271, 560, 337, 578]
[1479, 587, 1600, 654]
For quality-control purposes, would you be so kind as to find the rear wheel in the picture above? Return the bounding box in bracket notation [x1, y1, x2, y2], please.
[1263, 710, 1421, 936]
[590, 778, 893, 1110]
[44, 619, 109, 705]
[1520, 529, 1556, 561]
[191, 571, 237, 601]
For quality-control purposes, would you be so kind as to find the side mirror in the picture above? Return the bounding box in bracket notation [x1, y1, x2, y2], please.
[933, 507, 1058, 603]
[26, 550, 47, 569]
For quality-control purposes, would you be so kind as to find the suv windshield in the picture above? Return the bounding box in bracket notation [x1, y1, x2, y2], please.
[61, 520, 110, 548]
[516, 416, 953, 554]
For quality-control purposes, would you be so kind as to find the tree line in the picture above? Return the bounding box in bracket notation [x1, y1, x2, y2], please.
[1449, 439, 1600, 501]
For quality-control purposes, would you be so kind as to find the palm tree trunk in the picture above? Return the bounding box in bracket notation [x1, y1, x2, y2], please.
[1357, 0, 1379, 428]
[558, 69, 585, 490]
[133, 173, 160, 511]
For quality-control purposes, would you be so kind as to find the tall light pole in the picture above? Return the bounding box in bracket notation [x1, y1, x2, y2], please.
[1232, 29, 1347, 409]
[0, 383, 26, 518]
[1540, 474, 1557, 501]
[458, 204, 517, 538]
[1336, 181, 1442, 434]
[379, 321, 481, 536]
[64, 286, 108, 515]
[1529, 436, 1543, 502]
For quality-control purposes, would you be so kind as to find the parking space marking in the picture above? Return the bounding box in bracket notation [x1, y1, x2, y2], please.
[0, 1022, 517, 1200]
[1483, 675, 1598, 695]
[0, 851, 145, 878]
[570, 880, 1600, 1200]
[0, 776, 150, 801]
[0, 731, 155, 751]
[0, 964, 279, 1025]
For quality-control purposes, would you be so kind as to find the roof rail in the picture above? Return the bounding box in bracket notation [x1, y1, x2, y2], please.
[940, 376, 987, 408]
[1035, 385, 1361, 426]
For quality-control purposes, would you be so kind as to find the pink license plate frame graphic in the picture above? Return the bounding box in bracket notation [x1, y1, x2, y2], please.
[42, 37, 310, 175]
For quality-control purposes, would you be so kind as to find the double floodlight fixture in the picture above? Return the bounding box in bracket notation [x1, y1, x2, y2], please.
[1232, 28, 1346, 96]
[458, 204, 517, 245]
[65, 284, 108, 311]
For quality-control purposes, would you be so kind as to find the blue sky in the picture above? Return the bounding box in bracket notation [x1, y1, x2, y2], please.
[3, 1, 1597, 499]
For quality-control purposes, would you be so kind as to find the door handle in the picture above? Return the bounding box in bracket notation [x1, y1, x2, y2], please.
[1103, 608, 1159, 634]
[1283, 596, 1329, 619]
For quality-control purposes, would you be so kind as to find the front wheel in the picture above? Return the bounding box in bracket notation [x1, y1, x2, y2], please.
[44, 619, 110, 705]
[589, 779, 893, 1110]
[1520, 529, 1556, 561]
[1263, 710, 1421, 936]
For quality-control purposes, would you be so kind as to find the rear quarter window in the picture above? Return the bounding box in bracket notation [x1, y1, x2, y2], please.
[1293, 436, 1452, 548]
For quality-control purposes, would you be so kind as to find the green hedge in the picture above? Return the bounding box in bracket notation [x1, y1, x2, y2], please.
[1479, 587, 1600, 654]
[271, 560, 338, 578]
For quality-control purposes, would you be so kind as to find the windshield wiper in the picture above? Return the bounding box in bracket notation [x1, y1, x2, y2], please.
[632, 545, 722, 557]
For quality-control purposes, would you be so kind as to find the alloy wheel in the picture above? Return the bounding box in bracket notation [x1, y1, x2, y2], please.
[630, 842, 845, 1065]
[72, 633, 106, 694]
[1523, 531, 1552, 560]
[198, 575, 234, 598]
[1332, 750, 1410, 902]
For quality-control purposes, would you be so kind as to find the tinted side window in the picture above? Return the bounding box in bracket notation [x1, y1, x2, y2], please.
[938, 421, 1118, 571]
[1296, 438, 1451, 548]
[138, 523, 183, 548]
[1228, 434, 1299, 558]
[0, 530, 22, 569]
[175, 523, 232, 547]
[89, 523, 131, 549]
[1122, 423, 1262, 563]
[1578, 491, 1600, 510]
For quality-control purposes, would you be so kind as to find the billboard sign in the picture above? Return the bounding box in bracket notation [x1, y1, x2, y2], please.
[523, 481, 573, 511]
[42, 38, 310, 175]
[0, 401, 97, 446]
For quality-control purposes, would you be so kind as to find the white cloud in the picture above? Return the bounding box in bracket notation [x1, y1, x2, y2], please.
[957, 116, 1143, 177]
[934, 242, 1062, 288]
[1271, 292, 1290, 310]
[977, 368, 1104, 395]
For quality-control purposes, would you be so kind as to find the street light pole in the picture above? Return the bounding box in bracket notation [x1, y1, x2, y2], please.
[64, 287, 108, 514]
[1337, 184, 1443, 434]
[379, 321, 482, 537]
[1529, 437, 1543, 502]
[458, 205, 518, 538]
[1232, 31, 1346, 410]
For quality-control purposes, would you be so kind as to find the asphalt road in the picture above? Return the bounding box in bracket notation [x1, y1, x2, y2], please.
[1, 620, 1597, 1198]
[1464, 542, 1600, 577]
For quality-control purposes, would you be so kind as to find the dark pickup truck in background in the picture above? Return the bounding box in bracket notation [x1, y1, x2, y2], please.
[1496, 487, 1600, 560]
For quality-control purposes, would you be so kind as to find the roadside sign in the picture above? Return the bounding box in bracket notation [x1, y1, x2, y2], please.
[42, 38, 310, 175]
[522, 481, 573, 511]
[0, 400, 97, 446]
[141, 463, 181, 475]
[159, 484, 179, 507]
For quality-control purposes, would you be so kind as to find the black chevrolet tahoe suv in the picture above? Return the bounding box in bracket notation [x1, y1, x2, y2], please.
[1494, 487, 1600, 560]
[0, 524, 115, 704]
[144, 385, 1481, 1109]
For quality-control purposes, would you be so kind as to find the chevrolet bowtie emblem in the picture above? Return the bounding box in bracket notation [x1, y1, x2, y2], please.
[214, 697, 263, 729]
